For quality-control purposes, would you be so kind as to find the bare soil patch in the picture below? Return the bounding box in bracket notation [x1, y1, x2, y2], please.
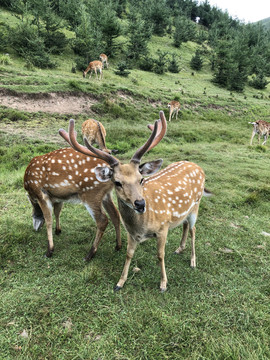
[0, 89, 98, 115]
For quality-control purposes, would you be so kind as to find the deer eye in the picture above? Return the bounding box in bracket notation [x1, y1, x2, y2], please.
[114, 181, 122, 188]
[140, 178, 145, 185]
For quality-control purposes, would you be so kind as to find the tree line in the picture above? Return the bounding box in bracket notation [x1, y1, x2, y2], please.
[1, 0, 270, 91]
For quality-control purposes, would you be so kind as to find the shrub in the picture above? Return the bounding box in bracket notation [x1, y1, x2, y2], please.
[0, 54, 11, 65]
[139, 56, 154, 72]
[249, 73, 269, 90]
[114, 62, 131, 77]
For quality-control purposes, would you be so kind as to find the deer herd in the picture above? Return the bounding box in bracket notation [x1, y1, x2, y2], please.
[23, 53, 270, 292]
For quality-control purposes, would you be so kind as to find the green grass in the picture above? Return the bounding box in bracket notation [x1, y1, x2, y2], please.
[0, 20, 270, 359]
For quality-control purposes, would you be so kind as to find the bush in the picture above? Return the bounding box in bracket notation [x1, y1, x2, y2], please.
[0, 54, 11, 65]
[139, 56, 154, 72]
[114, 62, 131, 77]
[249, 73, 269, 90]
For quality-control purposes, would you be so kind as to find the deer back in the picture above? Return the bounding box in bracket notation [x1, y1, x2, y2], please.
[82, 119, 107, 151]
[24, 148, 113, 205]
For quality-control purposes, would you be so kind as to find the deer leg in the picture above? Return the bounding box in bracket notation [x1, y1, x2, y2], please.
[84, 205, 109, 261]
[169, 109, 172, 122]
[54, 202, 63, 235]
[174, 221, 189, 254]
[38, 198, 54, 257]
[262, 134, 268, 146]
[115, 234, 137, 291]
[250, 130, 256, 145]
[188, 207, 199, 268]
[102, 194, 121, 251]
[157, 229, 168, 292]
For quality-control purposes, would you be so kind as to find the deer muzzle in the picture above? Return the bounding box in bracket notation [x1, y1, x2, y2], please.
[134, 199, 146, 214]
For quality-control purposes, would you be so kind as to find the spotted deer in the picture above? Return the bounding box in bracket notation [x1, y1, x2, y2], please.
[82, 119, 111, 154]
[99, 53, 109, 69]
[83, 60, 103, 79]
[249, 120, 270, 146]
[59, 111, 211, 292]
[168, 100, 181, 121]
[24, 148, 121, 260]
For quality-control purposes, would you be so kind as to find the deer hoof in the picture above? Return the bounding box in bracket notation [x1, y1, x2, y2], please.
[55, 228, 62, 235]
[115, 244, 122, 251]
[114, 285, 122, 292]
[45, 250, 53, 258]
[84, 247, 97, 262]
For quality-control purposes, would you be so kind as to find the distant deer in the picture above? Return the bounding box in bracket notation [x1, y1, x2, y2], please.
[99, 54, 109, 69]
[24, 147, 121, 260]
[59, 111, 211, 292]
[168, 100, 181, 121]
[82, 119, 111, 154]
[83, 60, 103, 79]
[249, 120, 270, 146]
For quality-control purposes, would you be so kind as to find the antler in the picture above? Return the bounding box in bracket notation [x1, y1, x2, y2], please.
[131, 111, 167, 164]
[146, 111, 167, 151]
[59, 119, 119, 167]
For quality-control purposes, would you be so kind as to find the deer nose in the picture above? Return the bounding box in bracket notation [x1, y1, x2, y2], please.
[134, 199, 145, 213]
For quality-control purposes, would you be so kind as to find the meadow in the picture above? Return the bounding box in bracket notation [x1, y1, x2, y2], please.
[1, 29, 270, 359]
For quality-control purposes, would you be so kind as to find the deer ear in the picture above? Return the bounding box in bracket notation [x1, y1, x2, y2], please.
[94, 166, 113, 182]
[139, 159, 163, 176]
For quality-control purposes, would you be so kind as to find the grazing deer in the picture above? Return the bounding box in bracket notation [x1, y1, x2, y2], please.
[168, 100, 181, 121]
[83, 60, 103, 79]
[249, 120, 270, 146]
[59, 111, 211, 292]
[82, 119, 111, 154]
[99, 53, 109, 69]
[24, 148, 121, 260]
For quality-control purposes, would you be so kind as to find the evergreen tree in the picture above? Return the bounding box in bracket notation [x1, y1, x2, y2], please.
[190, 49, 203, 71]
[127, 10, 151, 61]
[168, 53, 180, 73]
[173, 16, 197, 48]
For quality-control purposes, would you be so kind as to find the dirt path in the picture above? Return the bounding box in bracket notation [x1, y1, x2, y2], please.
[0, 89, 98, 114]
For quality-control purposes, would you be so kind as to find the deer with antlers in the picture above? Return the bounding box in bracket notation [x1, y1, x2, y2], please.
[82, 119, 111, 154]
[24, 147, 121, 260]
[59, 111, 211, 292]
[249, 120, 270, 146]
[168, 100, 181, 122]
[99, 54, 109, 69]
[83, 60, 103, 79]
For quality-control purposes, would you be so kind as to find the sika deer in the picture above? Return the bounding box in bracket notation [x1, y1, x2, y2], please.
[24, 147, 121, 260]
[82, 119, 111, 154]
[168, 100, 181, 121]
[83, 60, 103, 79]
[59, 111, 211, 291]
[249, 120, 270, 146]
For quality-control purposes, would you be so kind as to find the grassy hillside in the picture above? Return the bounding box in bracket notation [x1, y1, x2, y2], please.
[0, 10, 270, 359]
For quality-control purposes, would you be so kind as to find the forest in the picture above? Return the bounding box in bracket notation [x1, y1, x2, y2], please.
[1, 0, 270, 91]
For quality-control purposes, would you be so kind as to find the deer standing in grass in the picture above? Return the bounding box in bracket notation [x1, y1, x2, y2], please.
[168, 100, 181, 121]
[249, 120, 270, 146]
[59, 111, 211, 292]
[24, 147, 121, 260]
[99, 54, 109, 69]
[83, 60, 103, 79]
[82, 119, 111, 154]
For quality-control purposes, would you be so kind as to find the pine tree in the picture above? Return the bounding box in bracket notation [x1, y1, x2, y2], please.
[190, 50, 203, 71]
